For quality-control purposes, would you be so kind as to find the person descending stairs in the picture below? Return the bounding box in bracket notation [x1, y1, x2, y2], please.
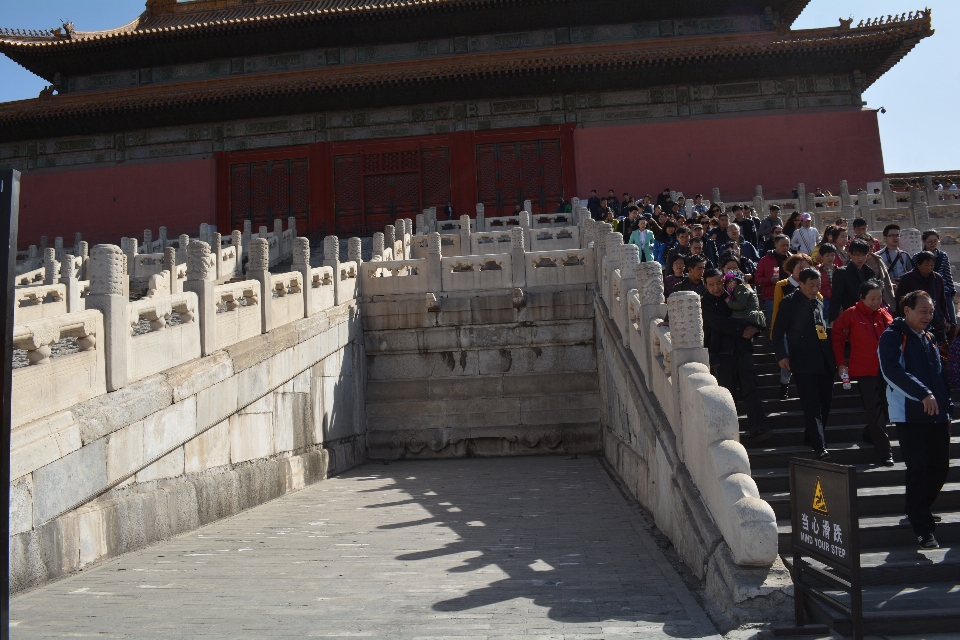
[740, 333, 960, 636]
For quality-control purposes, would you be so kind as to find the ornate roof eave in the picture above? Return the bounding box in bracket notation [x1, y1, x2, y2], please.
[0, 19, 933, 137]
[0, 0, 813, 77]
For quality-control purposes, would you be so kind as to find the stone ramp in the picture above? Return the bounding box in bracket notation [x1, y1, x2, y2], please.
[10, 456, 720, 639]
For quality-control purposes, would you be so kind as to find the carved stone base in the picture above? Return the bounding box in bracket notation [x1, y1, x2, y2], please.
[366, 423, 600, 460]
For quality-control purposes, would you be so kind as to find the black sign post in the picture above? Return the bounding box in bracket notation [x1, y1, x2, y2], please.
[1, 169, 20, 640]
[789, 458, 863, 639]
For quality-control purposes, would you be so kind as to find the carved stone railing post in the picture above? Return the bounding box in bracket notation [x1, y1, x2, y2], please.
[804, 193, 817, 218]
[158, 226, 167, 250]
[619, 244, 639, 345]
[796, 183, 806, 211]
[841, 205, 856, 225]
[199, 223, 210, 246]
[59, 252, 82, 313]
[924, 174, 936, 206]
[909, 187, 921, 209]
[39, 235, 48, 253]
[211, 232, 223, 280]
[384, 225, 397, 261]
[26, 245, 38, 271]
[122, 237, 137, 279]
[144, 229, 153, 253]
[242, 220, 252, 258]
[753, 185, 764, 213]
[476, 203, 485, 232]
[74, 232, 83, 257]
[42, 248, 59, 285]
[511, 226, 526, 288]
[273, 218, 283, 239]
[54, 236, 64, 261]
[900, 227, 923, 257]
[711, 187, 721, 207]
[372, 232, 385, 261]
[288, 216, 297, 241]
[416, 213, 426, 236]
[85, 244, 128, 391]
[247, 238, 272, 333]
[604, 231, 623, 317]
[164, 247, 179, 294]
[178, 234, 190, 264]
[77, 241, 89, 281]
[840, 180, 852, 207]
[523, 199, 532, 215]
[666, 291, 710, 451]
[323, 235, 340, 306]
[348, 237, 363, 296]
[632, 261, 668, 380]
[459, 214, 471, 256]
[184, 241, 217, 354]
[519, 211, 531, 230]
[403, 219, 414, 258]
[427, 232, 443, 292]
[231, 230, 243, 273]
[882, 178, 896, 209]
[294, 237, 313, 317]
[914, 201, 931, 231]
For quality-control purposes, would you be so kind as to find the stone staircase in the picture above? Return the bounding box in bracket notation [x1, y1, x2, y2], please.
[741, 336, 960, 636]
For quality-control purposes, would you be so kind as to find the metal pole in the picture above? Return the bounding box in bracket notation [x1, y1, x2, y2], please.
[0, 169, 21, 640]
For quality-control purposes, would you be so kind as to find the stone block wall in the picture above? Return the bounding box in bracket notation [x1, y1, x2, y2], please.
[362, 286, 601, 459]
[9, 300, 366, 594]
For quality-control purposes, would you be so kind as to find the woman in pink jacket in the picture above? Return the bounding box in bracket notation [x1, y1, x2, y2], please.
[831, 279, 894, 466]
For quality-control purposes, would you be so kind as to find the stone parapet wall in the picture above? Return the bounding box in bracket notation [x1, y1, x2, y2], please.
[363, 286, 600, 459]
[9, 299, 366, 594]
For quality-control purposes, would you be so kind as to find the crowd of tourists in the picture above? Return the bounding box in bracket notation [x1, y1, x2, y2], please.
[587, 187, 955, 550]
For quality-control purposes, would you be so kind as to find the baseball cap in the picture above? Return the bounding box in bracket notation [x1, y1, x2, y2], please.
[800, 213, 812, 221]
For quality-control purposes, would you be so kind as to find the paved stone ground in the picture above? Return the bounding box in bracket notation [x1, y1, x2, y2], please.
[11, 456, 721, 639]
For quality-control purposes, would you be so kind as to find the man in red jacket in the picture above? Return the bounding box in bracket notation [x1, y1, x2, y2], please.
[831, 279, 895, 465]
[755, 234, 792, 319]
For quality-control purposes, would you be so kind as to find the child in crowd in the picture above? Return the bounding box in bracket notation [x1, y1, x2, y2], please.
[724, 271, 766, 328]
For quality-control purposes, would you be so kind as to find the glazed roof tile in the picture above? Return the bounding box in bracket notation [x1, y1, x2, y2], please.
[0, 18, 933, 127]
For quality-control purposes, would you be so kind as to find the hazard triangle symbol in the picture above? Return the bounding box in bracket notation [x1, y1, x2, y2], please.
[811, 477, 829, 515]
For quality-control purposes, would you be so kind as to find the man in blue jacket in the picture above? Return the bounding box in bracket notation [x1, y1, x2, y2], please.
[879, 290, 954, 549]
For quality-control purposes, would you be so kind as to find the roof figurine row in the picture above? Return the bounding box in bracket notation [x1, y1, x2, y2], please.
[857, 9, 929, 28]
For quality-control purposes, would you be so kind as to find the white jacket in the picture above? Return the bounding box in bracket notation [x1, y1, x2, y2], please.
[790, 225, 819, 255]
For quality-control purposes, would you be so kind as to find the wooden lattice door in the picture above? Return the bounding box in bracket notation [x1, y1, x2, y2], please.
[230, 157, 309, 230]
[333, 146, 451, 237]
[476, 139, 563, 216]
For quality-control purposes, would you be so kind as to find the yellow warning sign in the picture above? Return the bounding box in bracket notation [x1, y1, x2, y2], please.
[812, 476, 829, 515]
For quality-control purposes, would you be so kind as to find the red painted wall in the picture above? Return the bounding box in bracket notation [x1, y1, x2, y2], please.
[573, 109, 885, 203]
[18, 157, 216, 250]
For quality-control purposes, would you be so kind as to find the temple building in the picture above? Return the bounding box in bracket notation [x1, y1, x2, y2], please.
[0, 0, 933, 245]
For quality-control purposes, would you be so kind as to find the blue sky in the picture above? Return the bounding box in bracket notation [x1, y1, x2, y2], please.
[0, 1, 957, 173]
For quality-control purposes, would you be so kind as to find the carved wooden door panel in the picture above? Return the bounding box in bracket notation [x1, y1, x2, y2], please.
[334, 154, 363, 237]
[475, 139, 563, 216]
[229, 158, 310, 231]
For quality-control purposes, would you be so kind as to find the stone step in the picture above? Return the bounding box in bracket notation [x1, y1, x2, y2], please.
[799, 581, 960, 636]
[779, 511, 960, 550]
[752, 460, 960, 494]
[742, 424, 885, 450]
[784, 545, 960, 587]
[746, 437, 960, 469]
[762, 482, 960, 520]
[738, 394, 865, 413]
[740, 406, 871, 431]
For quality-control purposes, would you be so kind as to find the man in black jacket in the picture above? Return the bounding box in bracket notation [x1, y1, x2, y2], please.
[673, 255, 708, 296]
[702, 270, 772, 440]
[587, 190, 601, 219]
[829, 238, 876, 322]
[773, 267, 836, 459]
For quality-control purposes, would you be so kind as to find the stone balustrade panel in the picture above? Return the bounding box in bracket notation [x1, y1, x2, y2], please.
[440, 253, 513, 292]
[529, 227, 580, 252]
[213, 280, 263, 351]
[531, 213, 575, 229]
[308, 266, 336, 315]
[524, 249, 595, 287]
[411, 233, 461, 259]
[126, 292, 201, 383]
[14, 283, 67, 323]
[471, 231, 514, 255]
[12, 310, 106, 429]
[269, 272, 305, 329]
[337, 261, 359, 305]
[360, 259, 430, 296]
